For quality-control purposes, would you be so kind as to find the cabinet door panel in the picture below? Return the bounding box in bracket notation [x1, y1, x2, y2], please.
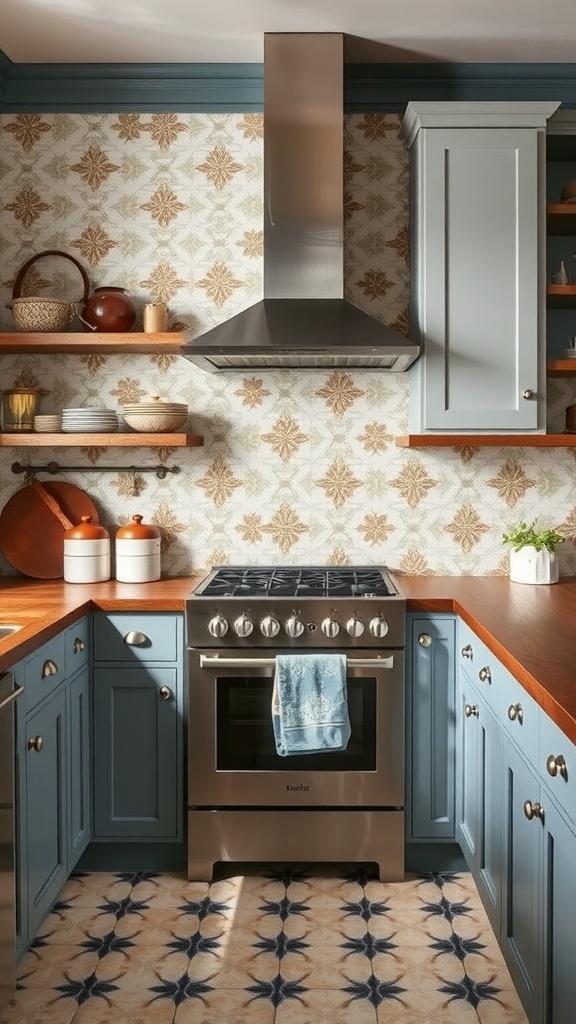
[25, 688, 67, 939]
[502, 743, 543, 1023]
[544, 799, 576, 1024]
[408, 615, 455, 839]
[93, 666, 179, 839]
[68, 668, 91, 866]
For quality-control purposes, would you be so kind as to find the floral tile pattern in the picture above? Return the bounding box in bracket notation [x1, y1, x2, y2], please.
[1, 111, 576, 577]
[0, 867, 528, 1024]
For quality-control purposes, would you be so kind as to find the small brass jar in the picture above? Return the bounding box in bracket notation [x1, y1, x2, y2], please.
[2, 388, 49, 432]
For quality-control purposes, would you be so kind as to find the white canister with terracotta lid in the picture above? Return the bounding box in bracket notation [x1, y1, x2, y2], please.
[115, 514, 161, 583]
[64, 515, 111, 583]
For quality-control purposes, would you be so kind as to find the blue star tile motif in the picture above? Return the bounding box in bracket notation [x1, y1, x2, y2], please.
[429, 931, 487, 962]
[54, 971, 121, 1006]
[267, 866, 309, 886]
[49, 897, 77, 918]
[178, 896, 231, 920]
[96, 896, 150, 920]
[342, 972, 406, 1008]
[419, 871, 463, 890]
[165, 931, 222, 958]
[77, 930, 137, 960]
[258, 895, 311, 921]
[438, 973, 501, 1008]
[245, 972, 309, 1007]
[115, 870, 160, 887]
[148, 971, 215, 1006]
[419, 895, 472, 924]
[339, 895, 391, 923]
[340, 931, 397, 960]
[253, 931, 310, 959]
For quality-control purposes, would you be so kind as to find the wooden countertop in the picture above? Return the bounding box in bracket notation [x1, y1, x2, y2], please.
[1, 573, 575, 746]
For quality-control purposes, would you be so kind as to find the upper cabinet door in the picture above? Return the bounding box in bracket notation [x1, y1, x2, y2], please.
[402, 102, 559, 433]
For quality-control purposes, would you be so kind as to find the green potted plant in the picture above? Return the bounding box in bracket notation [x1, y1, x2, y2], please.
[502, 520, 564, 585]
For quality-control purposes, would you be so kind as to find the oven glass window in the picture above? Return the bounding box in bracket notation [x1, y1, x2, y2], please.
[216, 675, 376, 771]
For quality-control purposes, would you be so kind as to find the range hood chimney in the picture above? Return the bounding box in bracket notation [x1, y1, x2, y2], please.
[180, 32, 421, 373]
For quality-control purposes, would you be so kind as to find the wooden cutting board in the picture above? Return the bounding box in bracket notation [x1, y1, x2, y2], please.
[0, 480, 99, 578]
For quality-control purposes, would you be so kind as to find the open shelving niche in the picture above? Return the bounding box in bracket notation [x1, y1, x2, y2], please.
[0, 331, 204, 449]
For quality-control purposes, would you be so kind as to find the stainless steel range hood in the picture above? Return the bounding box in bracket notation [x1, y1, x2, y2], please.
[180, 33, 421, 373]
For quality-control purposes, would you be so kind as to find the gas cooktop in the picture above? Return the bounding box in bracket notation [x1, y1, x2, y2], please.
[193, 565, 399, 599]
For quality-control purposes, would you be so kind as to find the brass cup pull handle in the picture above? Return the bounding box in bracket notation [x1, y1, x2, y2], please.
[27, 735, 44, 752]
[418, 633, 432, 648]
[478, 667, 491, 683]
[546, 753, 567, 778]
[465, 704, 479, 718]
[72, 637, 85, 654]
[122, 630, 149, 647]
[523, 800, 544, 822]
[41, 659, 58, 678]
[507, 702, 524, 724]
[461, 644, 473, 659]
[159, 685, 173, 701]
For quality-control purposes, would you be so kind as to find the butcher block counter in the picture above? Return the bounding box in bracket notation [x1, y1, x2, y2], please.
[0, 573, 575, 743]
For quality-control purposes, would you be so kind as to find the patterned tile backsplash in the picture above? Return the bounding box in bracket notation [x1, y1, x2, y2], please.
[1, 111, 576, 578]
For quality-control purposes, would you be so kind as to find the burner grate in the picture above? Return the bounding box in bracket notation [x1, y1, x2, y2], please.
[198, 566, 396, 599]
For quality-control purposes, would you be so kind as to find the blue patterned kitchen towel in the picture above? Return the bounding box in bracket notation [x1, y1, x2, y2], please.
[271, 653, 351, 756]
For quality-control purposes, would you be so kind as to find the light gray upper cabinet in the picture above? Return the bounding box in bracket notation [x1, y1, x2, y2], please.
[401, 102, 559, 433]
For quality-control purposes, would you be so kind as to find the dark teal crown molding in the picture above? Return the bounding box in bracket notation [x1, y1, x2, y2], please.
[1, 54, 576, 111]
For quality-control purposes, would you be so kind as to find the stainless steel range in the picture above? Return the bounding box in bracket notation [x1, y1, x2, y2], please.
[186, 565, 406, 881]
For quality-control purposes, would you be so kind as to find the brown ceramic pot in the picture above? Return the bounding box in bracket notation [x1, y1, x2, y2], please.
[81, 286, 136, 332]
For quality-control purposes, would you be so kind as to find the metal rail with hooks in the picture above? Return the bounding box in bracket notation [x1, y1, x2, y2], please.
[11, 460, 180, 480]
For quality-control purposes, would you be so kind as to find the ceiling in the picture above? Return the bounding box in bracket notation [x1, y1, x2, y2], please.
[1, 0, 576, 65]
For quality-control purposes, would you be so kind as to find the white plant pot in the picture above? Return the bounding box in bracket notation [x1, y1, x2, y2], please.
[509, 546, 559, 585]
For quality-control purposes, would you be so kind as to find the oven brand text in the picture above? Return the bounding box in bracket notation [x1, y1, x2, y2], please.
[286, 783, 310, 792]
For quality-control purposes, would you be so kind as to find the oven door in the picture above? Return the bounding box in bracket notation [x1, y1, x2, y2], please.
[187, 648, 404, 808]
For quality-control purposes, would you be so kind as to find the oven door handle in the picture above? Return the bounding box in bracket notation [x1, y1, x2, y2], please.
[198, 654, 394, 670]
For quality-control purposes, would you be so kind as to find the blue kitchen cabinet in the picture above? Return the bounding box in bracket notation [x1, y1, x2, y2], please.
[455, 619, 503, 934]
[16, 618, 92, 951]
[400, 102, 559, 434]
[406, 613, 456, 840]
[91, 613, 184, 841]
[542, 796, 576, 1024]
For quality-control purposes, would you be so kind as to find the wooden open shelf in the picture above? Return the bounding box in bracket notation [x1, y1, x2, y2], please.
[547, 203, 576, 234]
[0, 433, 203, 448]
[395, 434, 576, 448]
[547, 359, 576, 375]
[0, 332, 185, 354]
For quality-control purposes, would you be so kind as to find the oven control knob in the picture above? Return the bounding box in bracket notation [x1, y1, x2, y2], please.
[346, 615, 365, 638]
[285, 615, 305, 638]
[260, 614, 280, 638]
[369, 615, 389, 639]
[208, 613, 229, 638]
[321, 617, 340, 638]
[233, 614, 254, 638]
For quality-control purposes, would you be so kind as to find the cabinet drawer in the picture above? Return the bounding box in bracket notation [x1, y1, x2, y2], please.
[24, 633, 66, 712]
[457, 619, 501, 716]
[539, 711, 576, 827]
[93, 613, 179, 663]
[501, 669, 539, 761]
[65, 618, 89, 677]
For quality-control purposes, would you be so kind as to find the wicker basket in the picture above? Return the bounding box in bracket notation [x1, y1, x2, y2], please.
[9, 250, 90, 333]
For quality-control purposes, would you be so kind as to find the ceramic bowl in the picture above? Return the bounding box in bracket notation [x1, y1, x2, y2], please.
[122, 410, 188, 433]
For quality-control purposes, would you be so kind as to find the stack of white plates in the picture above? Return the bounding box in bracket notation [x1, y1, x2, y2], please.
[61, 407, 119, 433]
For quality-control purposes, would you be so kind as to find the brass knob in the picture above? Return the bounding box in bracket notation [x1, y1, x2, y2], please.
[41, 659, 58, 678]
[461, 644, 473, 659]
[72, 637, 85, 654]
[522, 389, 534, 400]
[159, 685, 173, 701]
[523, 800, 544, 822]
[465, 704, 479, 718]
[478, 667, 491, 683]
[27, 735, 44, 752]
[546, 753, 567, 779]
[418, 633, 432, 647]
[507, 703, 523, 724]
[123, 630, 149, 646]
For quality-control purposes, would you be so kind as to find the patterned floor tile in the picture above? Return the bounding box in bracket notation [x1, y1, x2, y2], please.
[4, 868, 527, 1024]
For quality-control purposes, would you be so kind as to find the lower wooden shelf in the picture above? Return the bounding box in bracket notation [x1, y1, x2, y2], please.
[0, 432, 203, 447]
[395, 434, 576, 448]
